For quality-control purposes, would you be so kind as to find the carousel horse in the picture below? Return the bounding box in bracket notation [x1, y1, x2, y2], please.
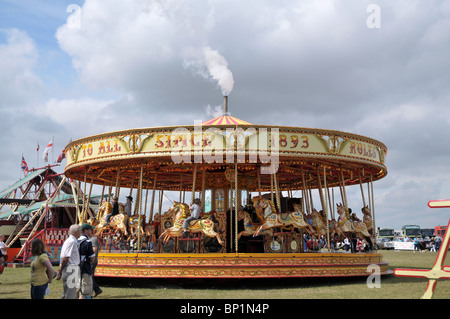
[144, 213, 160, 249]
[128, 215, 145, 239]
[292, 204, 318, 235]
[159, 202, 224, 246]
[94, 201, 129, 239]
[335, 203, 372, 249]
[252, 197, 317, 237]
[361, 205, 374, 236]
[302, 207, 332, 237]
[237, 209, 273, 240]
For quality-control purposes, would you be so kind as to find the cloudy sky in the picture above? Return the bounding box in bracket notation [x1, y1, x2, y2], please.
[1, 0, 450, 229]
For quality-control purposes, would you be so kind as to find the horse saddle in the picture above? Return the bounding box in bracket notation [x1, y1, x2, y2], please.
[188, 218, 199, 226]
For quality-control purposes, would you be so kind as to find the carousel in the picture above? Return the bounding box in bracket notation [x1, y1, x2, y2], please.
[63, 96, 391, 279]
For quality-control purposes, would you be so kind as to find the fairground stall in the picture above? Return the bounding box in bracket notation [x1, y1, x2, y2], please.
[0, 166, 105, 264]
[63, 96, 390, 279]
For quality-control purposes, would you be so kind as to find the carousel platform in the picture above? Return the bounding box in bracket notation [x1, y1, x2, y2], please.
[94, 251, 391, 279]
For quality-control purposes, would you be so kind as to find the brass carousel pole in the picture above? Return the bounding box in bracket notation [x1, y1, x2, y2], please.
[257, 167, 262, 198]
[316, 167, 325, 211]
[201, 167, 206, 212]
[85, 175, 94, 222]
[137, 164, 144, 251]
[82, 169, 88, 223]
[234, 161, 238, 255]
[327, 186, 334, 220]
[340, 168, 348, 210]
[149, 171, 158, 223]
[129, 175, 136, 201]
[274, 170, 281, 213]
[191, 164, 198, 205]
[71, 181, 81, 224]
[100, 184, 105, 205]
[359, 171, 366, 208]
[144, 177, 150, 223]
[114, 169, 122, 198]
[301, 167, 310, 214]
[323, 166, 330, 252]
[317, 166, 329, 251]
[107, 181, 113, 203]
[370, 173, 377, 246]
[270, 173, 274, 203]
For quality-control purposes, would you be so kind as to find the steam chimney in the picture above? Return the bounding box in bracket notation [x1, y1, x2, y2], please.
[223, 96, 229, 115]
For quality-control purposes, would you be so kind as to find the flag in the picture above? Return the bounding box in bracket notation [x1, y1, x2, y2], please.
[36, 142, 39, 152]
[21, 155, 29, 175]
[42, 140, 53, 162]
[56, 149, 66, 163]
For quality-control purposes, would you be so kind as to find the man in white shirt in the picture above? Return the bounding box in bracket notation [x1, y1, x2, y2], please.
[56, 224, 82, 299]
[182, 198, 202, 235]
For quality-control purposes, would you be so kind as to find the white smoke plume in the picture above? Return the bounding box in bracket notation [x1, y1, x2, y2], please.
[183, 46, 234, 96]
[202, 46, 234, 96]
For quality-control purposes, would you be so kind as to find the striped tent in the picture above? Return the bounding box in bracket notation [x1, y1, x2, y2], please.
[202, 115, 252, 126]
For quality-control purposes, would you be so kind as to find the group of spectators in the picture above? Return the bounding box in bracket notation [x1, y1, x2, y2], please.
[1, 223, 103, 299]
[303, 234, 370, 253]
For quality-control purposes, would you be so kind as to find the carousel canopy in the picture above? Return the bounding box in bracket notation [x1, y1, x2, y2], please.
[63, 97, 388, 193]
[202, 115, 252, 126]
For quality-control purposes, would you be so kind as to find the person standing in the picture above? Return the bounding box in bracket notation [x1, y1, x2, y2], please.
[124, 196, 133, 217]
[56, 224, 81, 299]
[430, 237, 436, 252]
[0, 234, 9, 277]
[78, 224, 96, 299]
[413, 236, 420, 252]
[30, 239, 55, 299]
[89, 229, 103, 298]
[435, 234, 442, 251]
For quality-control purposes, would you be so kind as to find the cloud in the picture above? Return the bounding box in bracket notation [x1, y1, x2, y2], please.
[43, 97, 115, 135]
[0, 28, 41, 109]
[2, 1, 450, 228]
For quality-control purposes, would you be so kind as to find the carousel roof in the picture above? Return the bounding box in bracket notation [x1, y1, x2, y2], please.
[63, 95, 388, 191]
[202, 114, 252, 126]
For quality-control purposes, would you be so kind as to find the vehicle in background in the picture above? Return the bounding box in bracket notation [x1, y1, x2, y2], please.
[401, 225, 421, 239]
[421, 228, 434, 239]
[435, 225, 447, 237]
[376, 238, 395, 250]
[377, 227, 394, 240]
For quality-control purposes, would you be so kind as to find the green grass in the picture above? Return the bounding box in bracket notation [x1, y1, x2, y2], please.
[1, 250, 449, 299]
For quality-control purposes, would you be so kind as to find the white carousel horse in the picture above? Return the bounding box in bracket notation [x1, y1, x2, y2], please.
[252, 197, 318, 237]
[92, 201, 128, 239]
[335, 203, 371, 239]
[159, 202, 224, 246]
[306, 207, 335, 237]
[361, 205, 374, 236]
[237, 209, 273, 240]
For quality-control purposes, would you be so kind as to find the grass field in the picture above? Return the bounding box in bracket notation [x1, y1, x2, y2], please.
[0, 250, 449, 299]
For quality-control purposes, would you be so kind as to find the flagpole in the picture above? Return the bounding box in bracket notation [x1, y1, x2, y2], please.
[37, 140, 39, 168]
